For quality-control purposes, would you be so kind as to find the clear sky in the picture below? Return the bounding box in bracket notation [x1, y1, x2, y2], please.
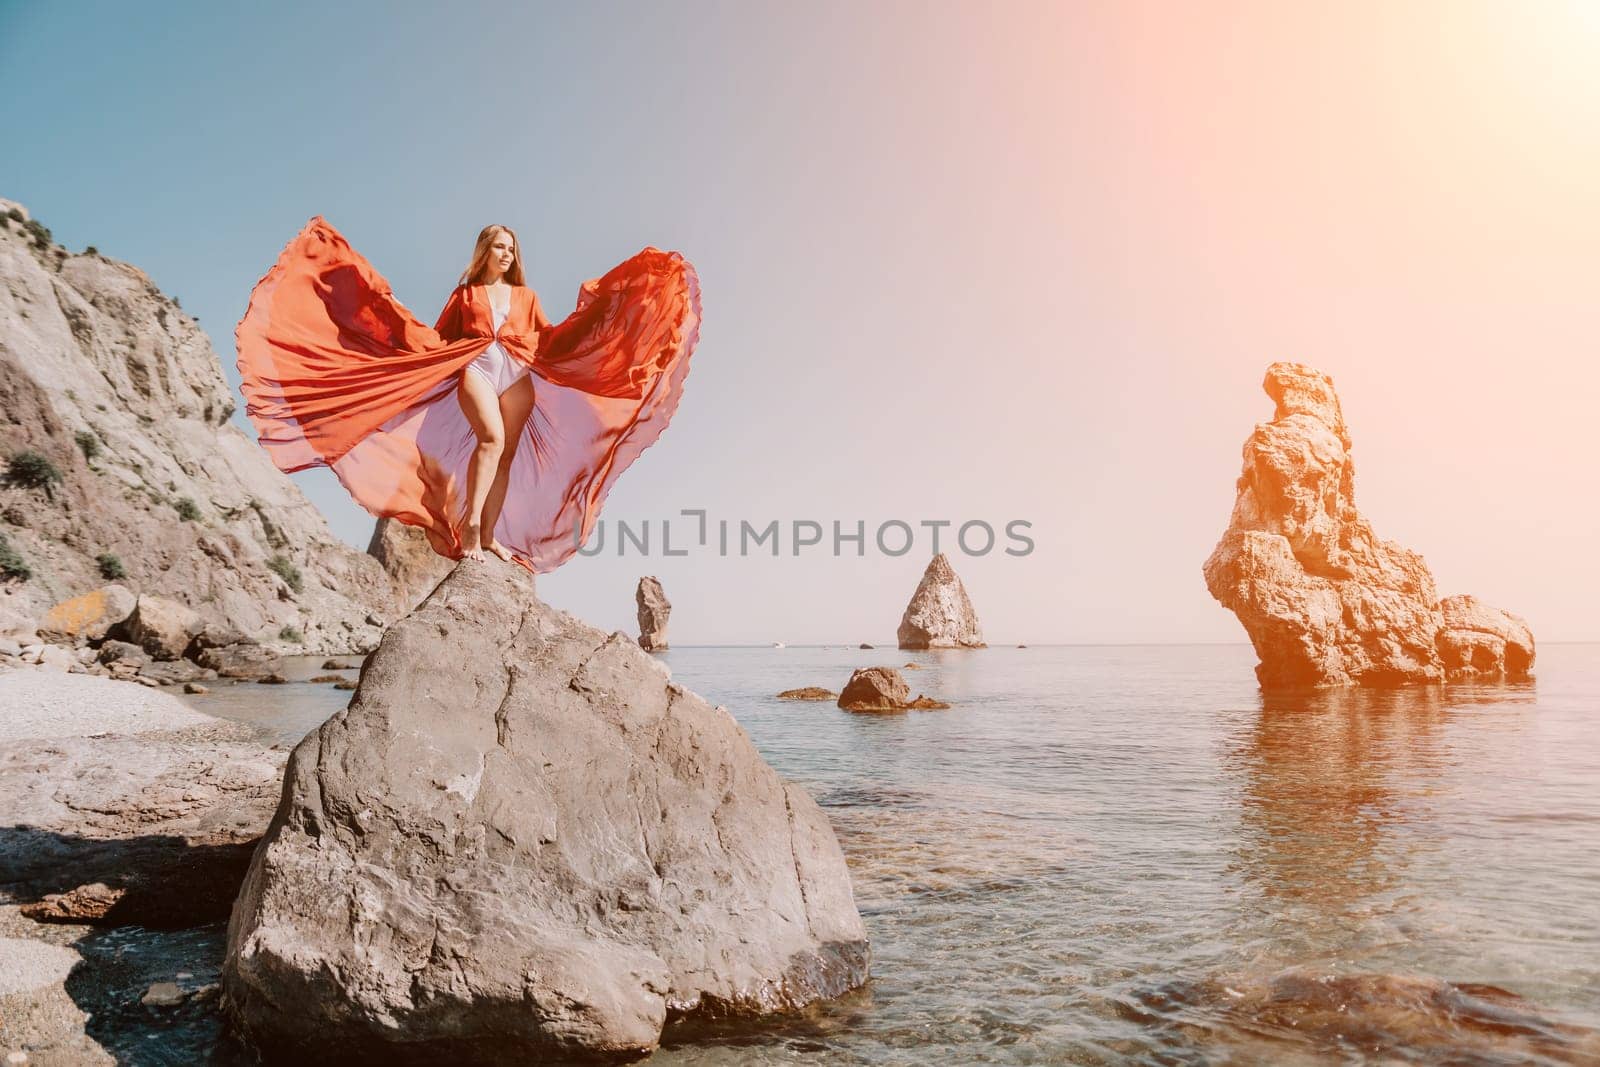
[3, 1, 1596, 644]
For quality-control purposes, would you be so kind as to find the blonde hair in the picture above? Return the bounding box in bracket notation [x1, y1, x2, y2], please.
[456, 224, 527, 287]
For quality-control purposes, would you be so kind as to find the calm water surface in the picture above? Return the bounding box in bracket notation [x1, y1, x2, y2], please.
[132, 643, 1600, 1064]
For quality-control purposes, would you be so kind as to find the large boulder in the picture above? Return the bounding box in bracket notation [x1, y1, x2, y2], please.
[223, 560, 870, 1062]
[896, 553, 986, 649]
[366, 517, 454, 613]
[108, 594, 204, 661]
[837, 666, 912, 710]
[37, 584, 136, 644]
[1203, 363, 1535, 688]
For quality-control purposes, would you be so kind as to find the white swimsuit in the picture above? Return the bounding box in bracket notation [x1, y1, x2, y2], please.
[465, 290, 530, 395]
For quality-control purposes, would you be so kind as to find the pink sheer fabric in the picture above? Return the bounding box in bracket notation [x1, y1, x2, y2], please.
[235, 216, 700, 573]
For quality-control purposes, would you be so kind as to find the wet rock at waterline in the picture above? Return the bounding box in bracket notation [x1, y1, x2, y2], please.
[897, 553, 986, 650]
[1121, 969, 1600, 1063]
[1203, 362, 1535, 688]
[1436, 593, 1535, 680]
[636, 575, 670, 652]
[777, 687, 836, 701]
[837, 667, 950, 712]
[223, 559, 870, 1063]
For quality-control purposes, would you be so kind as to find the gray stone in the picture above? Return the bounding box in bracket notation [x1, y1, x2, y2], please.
[193, 640, 283, 680]
[110, 595, 203, 661]
[0, 604, 39, 643]
[95, 639, 148, 667]
[136, 658, 211, 685]
[366, 517, 454, 613]
[140, 981, 184, 1008]
[224, 559, 869, 1062]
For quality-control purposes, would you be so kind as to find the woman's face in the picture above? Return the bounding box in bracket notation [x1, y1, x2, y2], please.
[489, 231, 515, 276]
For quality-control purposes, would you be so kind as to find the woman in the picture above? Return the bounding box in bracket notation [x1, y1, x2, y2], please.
[452, 224, 545, 562]
[234, 216, 701, 575]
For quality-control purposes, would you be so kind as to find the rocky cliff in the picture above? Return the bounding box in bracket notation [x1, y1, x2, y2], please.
[0, 197, 397, 653]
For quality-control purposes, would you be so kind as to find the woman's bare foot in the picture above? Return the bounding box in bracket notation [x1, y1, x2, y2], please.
[461, 522, 485, 561]
[483, 538, 515, 563]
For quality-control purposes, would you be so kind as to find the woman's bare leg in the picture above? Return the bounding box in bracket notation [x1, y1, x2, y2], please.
[481, 374, 536, 562]
[457, 369, 506, 560]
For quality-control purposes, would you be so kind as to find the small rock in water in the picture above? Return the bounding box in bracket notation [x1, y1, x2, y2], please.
[140, 981, 185, 1008]
[321, 659, 355, 671]
[777, 686, 836, 701]
[837, 667, 950, 712]
[184, 682, 208, 694]
[256, 672, 287, 684]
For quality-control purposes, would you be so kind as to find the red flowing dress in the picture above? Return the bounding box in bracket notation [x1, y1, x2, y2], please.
[234, 216, 700, 575]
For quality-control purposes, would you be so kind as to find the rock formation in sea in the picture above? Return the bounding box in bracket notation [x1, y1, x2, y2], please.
[1203, 362, 1535, 687]
[223, 559, 870, 1062]
[636, 574, 670, 651]
[0, 197, 396, 654]
[367, 517, 454, 613]
[897, 553, 986, 650]
[837, 666, 951, 712]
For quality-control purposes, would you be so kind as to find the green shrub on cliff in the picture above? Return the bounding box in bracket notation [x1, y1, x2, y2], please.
[0, 532, 31, 582]
[23, 218, 51, 250]
[174, 497, 202, 521]
[267, 553, 303, 593]
[6, 451, 63, 491]
[96, 553, 126, 579]
[75, 430, 101, 460]
[278, 625, 303, 643]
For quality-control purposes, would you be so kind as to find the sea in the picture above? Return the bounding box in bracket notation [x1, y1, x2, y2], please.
[66, 642, 1600, 1065]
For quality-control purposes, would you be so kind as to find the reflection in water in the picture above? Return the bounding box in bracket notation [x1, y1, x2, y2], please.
[1235, 686, 1455, 929]
[1149, 679, 1600, 1063]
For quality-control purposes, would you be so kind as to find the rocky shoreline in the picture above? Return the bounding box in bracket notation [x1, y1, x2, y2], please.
[1, 560, 876, 1063]
[0, 663, 287, 1062]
